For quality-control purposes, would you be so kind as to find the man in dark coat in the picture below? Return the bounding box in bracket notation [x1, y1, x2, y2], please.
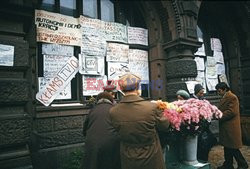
[216, 82, 248, 169]
[83, 92, 120, 169]
[109, 73, 170, 169]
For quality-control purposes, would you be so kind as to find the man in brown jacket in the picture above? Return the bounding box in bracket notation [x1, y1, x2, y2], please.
[215, 82, 248, 169]
[109, 73, 170, 169]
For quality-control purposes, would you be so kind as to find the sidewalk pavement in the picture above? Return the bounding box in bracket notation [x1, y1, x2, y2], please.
[209, 145, 250, 169]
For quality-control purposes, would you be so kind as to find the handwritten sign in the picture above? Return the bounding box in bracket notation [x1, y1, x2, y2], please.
[82, 75, 107, 96]
[106, 43, 129, 62]
[43, 55, 71, 78]
[104, 22, 127, 43]
[38, 77, 71, 100]
[128, 26, 148, 46]
[108, 62, 130, 80]
[35, 10, 82, 46]
[80, 16, 107, 56]
[36, 56, 79, 106]
[128, 49, 149, 81]
[42, 43, 74, 56]
[0, 44, 14, 66]
[79, 54, 104, 75]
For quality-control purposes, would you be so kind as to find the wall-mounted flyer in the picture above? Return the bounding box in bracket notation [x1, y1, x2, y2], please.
[128, 49, 149, 82]
[79, 54, 105, 75]
[108, 62, 130, 80]
[128, 26, 148, 46]
[106, 43, 129, 63]
[82, 75, 107, 96]
[0, 44, 14, 66]
[42, 43, 74, 56]
[35, 10, 82, 46]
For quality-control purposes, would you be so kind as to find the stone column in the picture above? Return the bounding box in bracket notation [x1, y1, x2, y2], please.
[163, 38, 201, 101]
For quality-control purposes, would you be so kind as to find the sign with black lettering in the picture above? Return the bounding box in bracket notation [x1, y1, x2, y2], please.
[35, 10, 82, 46]
[36, 56, 79, 106]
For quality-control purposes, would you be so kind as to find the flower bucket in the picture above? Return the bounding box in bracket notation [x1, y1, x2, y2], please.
[181, 135, 198, 165]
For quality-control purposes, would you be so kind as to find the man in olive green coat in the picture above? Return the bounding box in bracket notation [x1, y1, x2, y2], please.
[109, 73, 170, 169]
[216, 82, 248, 169]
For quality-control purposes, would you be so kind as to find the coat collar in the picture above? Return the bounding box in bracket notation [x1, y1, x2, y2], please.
[120, 95, 144, 103]
[219, 90, 232, 106]
[97, 98, 113, 105]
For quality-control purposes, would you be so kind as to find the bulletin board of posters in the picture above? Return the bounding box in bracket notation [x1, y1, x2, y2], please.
[35, 9, 150, 104]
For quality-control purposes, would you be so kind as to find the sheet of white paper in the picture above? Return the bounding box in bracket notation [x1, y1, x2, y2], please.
[0, 44, 14, 66]
[106, 43, 129, 63]
[211, 38, 222, 52]
[206, 77, 218, 91]
[82, 75, 107, 96]
[213, 51, 224, 64]
[185, 81, 199, 94]
[38, 77, 71, 100]
[195, 57, 205, 71]
[42, 43, 74, 56]
[216, 63, 225, 75]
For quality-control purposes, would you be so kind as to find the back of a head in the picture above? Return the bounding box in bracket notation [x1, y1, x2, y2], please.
[103, 80, 117, 93]
[118, 73, 141, 92]
[215, 82, 230, 91]
[194, 84, 204, 95]
[176, 90, 190, 100]
[97, 91, 114, 103]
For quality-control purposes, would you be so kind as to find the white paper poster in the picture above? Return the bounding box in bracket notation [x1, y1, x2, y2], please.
[194, 57, 205, 71]
[104, 22, 128, 43]
[0, 44, 14, 66]
[185, 81, 199, 94]
[42, 43, 74, 56]
[195, 71, 206, 93]
[206, 77, 218, 91]
[128, 49, 149, 82]
[219, 74, 229, 86]
[35, 10, 82, 46]
[79, 54, 104, 75]
[43, 55, 71, 78]
[213, 51, 224, 64]
[211, 38, 222, 52]
[36, 56, 79, 106]
[128, 26, 148, 46]
[106, 43, 129, 62]
[80, 16, 107, 56]
[108, 62, 130, 80]
[194, 43, 206, 56]
[216, 63, 225, 75]
[206, 56, 216, 67]
[82, 75, 107, 96]
[38, 77, 71, 100]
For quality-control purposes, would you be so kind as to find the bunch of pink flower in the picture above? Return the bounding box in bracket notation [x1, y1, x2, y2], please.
[161, 98, 222, 135]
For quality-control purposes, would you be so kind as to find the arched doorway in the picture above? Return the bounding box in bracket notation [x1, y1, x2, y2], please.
[197, 1, 250, 144]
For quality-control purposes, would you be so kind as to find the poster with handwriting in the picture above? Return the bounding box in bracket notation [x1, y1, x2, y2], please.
[36, 56, 79, 106]
[104, 22, 127, 43]
[82, 75, 107, 96]
[128, 26, 148, 46]
[108, 62, 130, 80]
[38, 77, 71, 100]
[35, 10, 82, 46]
[106, 43, 129, 62]
[128, 49, 149, 82]
[42, 43, 74, 56]
[80, 16, 107, 56]
[43, 55, 71, 78]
